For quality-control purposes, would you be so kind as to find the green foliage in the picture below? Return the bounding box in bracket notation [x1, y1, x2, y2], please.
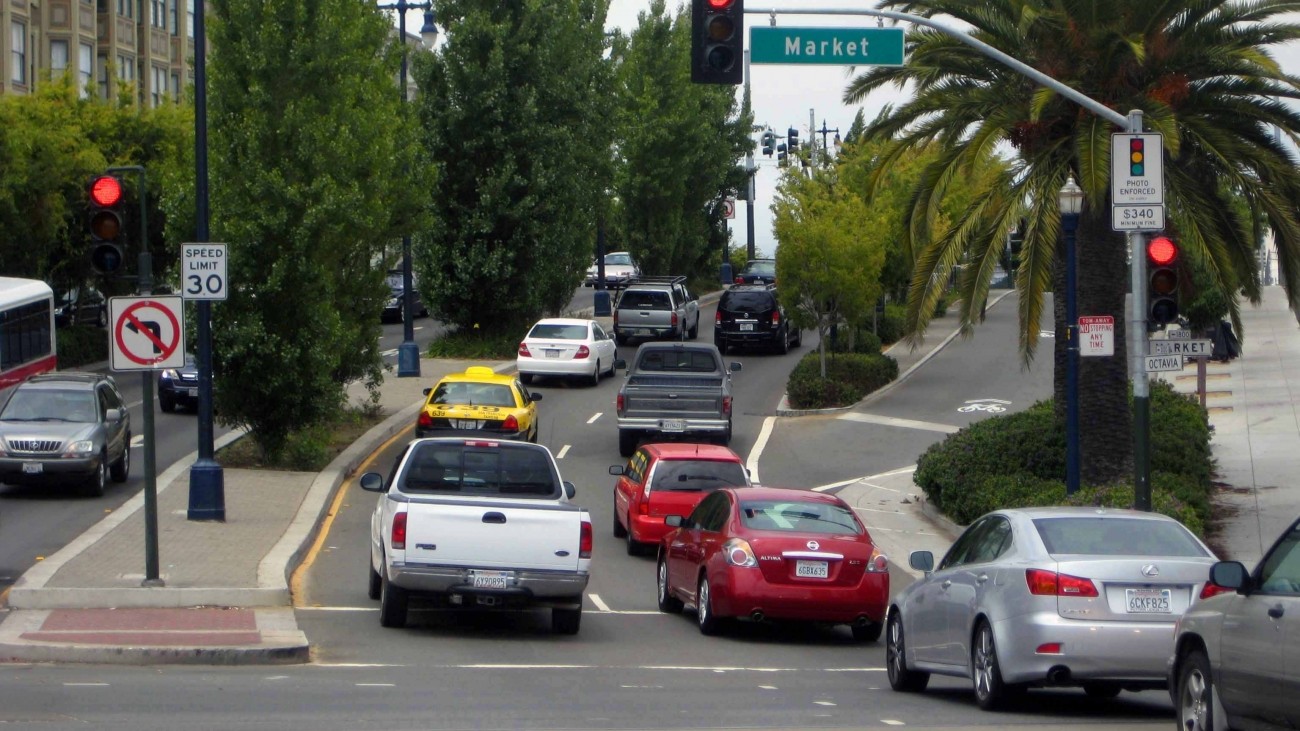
[828, 329, 882, 355]
[56, 326, 108, 368]
[785, 351, 898, 409]
[1065, 479, 1205, 537]
[426, 329, 521, 360]
[1149, 379, 1214, 490]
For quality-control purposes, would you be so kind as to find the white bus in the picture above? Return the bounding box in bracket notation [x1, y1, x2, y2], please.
[0, 277, 57, 392]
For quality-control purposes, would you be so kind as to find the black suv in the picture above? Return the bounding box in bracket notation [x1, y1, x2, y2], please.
[714, 284, 800, 354]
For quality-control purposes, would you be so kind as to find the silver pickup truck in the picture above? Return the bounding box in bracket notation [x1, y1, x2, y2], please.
[612, 276, 700, 345]
[613, 342, 741, 457]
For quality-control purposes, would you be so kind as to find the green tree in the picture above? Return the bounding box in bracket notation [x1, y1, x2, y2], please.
[206, 0, 426, 457]
[411, 0, 615, 334]
[612, 0, 752, 277]
[773, 167, 886, 376]
[844, 0, 1300, 485]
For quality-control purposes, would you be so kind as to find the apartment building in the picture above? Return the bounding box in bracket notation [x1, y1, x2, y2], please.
[0, 0, 203, 106]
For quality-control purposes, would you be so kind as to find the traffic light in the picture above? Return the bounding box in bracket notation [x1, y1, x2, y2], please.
[87, 174, 125, 275]
[1129, 137, 1145, 176]
[691, 0, 744, 85]
[1147, 235, 1179, 327]
[777, 142, 788, 167]
[787, 127, 800, 152]
[761, 130, 775, 156]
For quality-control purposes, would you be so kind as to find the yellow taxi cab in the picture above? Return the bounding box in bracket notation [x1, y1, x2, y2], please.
[415, 366, 542, 442]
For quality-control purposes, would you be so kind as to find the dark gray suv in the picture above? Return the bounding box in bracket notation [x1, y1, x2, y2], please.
[0, 372, 131, 496]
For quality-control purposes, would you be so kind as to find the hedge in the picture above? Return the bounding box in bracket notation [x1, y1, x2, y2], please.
[786, 350, 898, 409]
[56, 326, 108, 369]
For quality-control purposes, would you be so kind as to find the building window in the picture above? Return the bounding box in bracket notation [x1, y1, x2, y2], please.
[117, 0, 133, 19]
[171, 0, 178, 35]
[11, 21, 27, 84]
[187, 0, 195, 38]
[79, 43, 93, 98]
[150, 65, 166, 106]
[151, 0, 166, 28]
[98, 0, 108, 13]
[170, 71, 179, 101]
[98, 55, 109, 98]
[51, 40, 69, 76]
[117, 54, 135, 82]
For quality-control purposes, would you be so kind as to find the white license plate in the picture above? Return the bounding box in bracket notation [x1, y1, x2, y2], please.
[739, 323, 754, 331]
[795, 560, 829, 578]
[660, 419, 686, 432]
[1125, 588, 1172, 613]
[470, 571, 511, 590]
[545, 349, 560, 358]
[187, 388, 199, 397]
[22, 462, 43, 475]
[452, 419, 481, 429]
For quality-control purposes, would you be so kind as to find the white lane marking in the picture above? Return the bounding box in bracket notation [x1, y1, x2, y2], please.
[882, 721, 905, 726]
[814, 700, 836, 706]
[312, 663, 403, 668]
[127, 400, 143, 409]
[837, 412, 960, 434]
[380, 349, 398, 357]
[556, 445, 571, 459]
[130, 435, 144, 448]
[296, 606, 378, 612]
[457, 664, 883, 672]
[746, 415, 776, 484]
[63, 683, 110, 687]
[588, 593, 610, 612]
[586, 412, 602, 424]
[356, 683, 394, 687]
[812, 477, 862, 493]
[414, 326, 424, 332]
[759, 685, 778, 690]
[265, 676, 289, 680]
[813, 465, 916, 493]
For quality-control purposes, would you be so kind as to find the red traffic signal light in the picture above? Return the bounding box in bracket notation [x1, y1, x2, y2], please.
[90, 175, 123, 207]
[1147, 236, 1177, 266]
[691, 0, 743, 85]
[87, 174, 125, 275]
[1147, 236, 1179, 327]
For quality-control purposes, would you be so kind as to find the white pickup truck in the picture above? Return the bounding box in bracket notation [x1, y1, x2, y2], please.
[361, 437, 592, 634]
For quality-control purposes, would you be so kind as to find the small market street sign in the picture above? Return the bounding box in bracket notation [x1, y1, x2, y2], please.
[750, 27, 904, 65]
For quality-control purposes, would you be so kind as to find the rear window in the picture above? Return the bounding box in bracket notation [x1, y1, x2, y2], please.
[744, 261, 776, 276]
[618, 290, 671, 310]
[651, 459, 747, 492]
[528, 323, 588, 340]
[1033, 517, 1210, 557]
[636, 349, 719, 373]
[721, 291, 776, 312]
[400, 442, 559, 498]
[739, 500, 862, 535]
[428, 382, 517, 407]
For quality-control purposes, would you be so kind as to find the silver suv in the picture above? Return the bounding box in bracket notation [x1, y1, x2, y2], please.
[0, 372, 131, 496]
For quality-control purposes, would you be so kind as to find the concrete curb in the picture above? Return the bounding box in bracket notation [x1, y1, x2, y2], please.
[919, 496, 967, 538]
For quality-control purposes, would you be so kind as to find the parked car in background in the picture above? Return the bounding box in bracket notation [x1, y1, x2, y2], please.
[517, 318, 617, 387]
[612, 276, 700, 345]
[610, 442, 749, 556]
[53, 286, 107, 328]
[1170, 516, 1300, 731]
[886, 507, 1221, 710]
[714, 284, 800, 355]
[585, 251, 641, 289]
[157, 354, 199, 413]
[613, 342, 740, 456]
[734, 258, 777, 285]
[657, 486, 890, 641]
[381, 269, 428, 323]
[0, 372, 131, 496]
[415, 366, 542, 442]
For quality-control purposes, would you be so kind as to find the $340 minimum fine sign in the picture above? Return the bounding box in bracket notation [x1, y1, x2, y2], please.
[182, 243, 227, 301]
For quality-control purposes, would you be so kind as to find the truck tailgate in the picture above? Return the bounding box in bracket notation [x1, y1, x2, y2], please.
[624, 377, 723, 418]
[403, 498, 584, 571]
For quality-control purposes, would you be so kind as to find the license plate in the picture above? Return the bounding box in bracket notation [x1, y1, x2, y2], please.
[187, 388, 199, 397]
[739, 323, 754, 331]
[1125, 588, 1172, 613]
[660, 419, 686, 432]
[22, 462, 43, 475]
[470, 571, 511, 590]
[545, 349, 560, 358]
[796, 560, 829, 578]
[452, 419, 481, 429]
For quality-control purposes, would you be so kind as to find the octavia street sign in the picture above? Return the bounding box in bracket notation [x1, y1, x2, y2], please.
[750, 27, 904, 65]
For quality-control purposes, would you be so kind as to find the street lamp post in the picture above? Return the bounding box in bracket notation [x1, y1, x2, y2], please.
[1060, 176, 1084, 495]
[379, 0, 437, 378]
[745, 152, 757, 261]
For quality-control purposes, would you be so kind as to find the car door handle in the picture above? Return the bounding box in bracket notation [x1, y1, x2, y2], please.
[941, 580, 952, 589]
[976, 573, 989, 584]
[482, 512, 507, 524]
[1269, 604, 1285, 619]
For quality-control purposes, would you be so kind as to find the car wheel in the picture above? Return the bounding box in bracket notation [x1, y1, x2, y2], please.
[552, 605, 582, 635]
[378, 570, 408, 628]
[696, 574, 723, 636]
[688, 321, 698, 339]
[626, 525, 644, 557]
[1083, 682, 1121, 699]
[613, 509, 628, 538]
[886, 611, 930, 692]
[972, 620, 1015, 710]
[851, 621, 883, 643]
[589, 361, 600, 387]
[615, 332, 628, 347]
[618, 430, 638, 458]
[520, 373, 534, 385]
[110, 435, 130, 483]
[159, 393, 176, 413]
[718, 419, 732, 447]
[96, 308, 108, 328]
[794, 328, 803, 347]
[1177, 649, 1215, 731]
[657, 558, 683, 613]
[367, 557, 382, 601]
[714, 336, 726, 354]
[776, 327, 790, 355]
[84, 452, 108, 497]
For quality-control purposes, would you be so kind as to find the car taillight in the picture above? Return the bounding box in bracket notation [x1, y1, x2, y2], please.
[391, 512, 407, 550]
[671, 312, 678, 327]
[616, 393, 625, 413]
[1200, 581, 1234, 599]
[579, 520, 592, 559]
[722, 396, 732, 416]
[771, 311, 780, 327]
[613, 310, 619, 325]
[575, 345, 590, 359]
[502, 414, 519, 432]
[518, 342, 531, 357]
[867, 547, 889, 573]
[734, 276, 743, 284]
[417, 411, 433, 428]
[1026, 568, 1099, 597]
[723, 538, 757, 567]
[715, 311, 722, 326]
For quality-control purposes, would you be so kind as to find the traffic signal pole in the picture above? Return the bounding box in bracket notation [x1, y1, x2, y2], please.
[1129, 109, 1152, 511]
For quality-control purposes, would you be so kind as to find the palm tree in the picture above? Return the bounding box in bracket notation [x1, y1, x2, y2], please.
[845, 0, 1300, 485]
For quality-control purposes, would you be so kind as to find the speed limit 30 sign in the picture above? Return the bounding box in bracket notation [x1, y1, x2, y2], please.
[182, 243, 227, 300]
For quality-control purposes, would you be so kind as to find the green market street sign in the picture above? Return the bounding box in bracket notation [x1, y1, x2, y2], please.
[750, 27, 904, 66]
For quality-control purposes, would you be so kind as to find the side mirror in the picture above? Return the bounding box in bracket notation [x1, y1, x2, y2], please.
[1209, 561, 1250, 593]
[359, 472, 385, 493]
[608, 465, 626, 476]
[664, 515, 684, 528]
[531, 393, 543, 402]
[422, 387, 431, 396]
[563, 481, 576, 499]
[909, 550, 935, 573]
[729, 362, 743, 372]
[105, 408, 123, 422]
[614, 359, 627, 370]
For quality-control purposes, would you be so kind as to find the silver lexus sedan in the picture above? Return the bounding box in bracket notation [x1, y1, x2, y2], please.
[885, 507, 1220, 710]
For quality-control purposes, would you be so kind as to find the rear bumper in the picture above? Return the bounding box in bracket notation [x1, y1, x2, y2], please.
[388, 561, 589, 604]
[712, 566, 889, 623]
[614, 324, 678, 340]
[716, 329, 781, 344]
[517, 356, 598, 378]
[992, 611, 1176, 686]
[413, 426, 530, 441]
[629, 514, 674, 545]
[618, 417, 729, 434]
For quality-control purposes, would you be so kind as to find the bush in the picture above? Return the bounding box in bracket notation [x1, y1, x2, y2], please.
[1065, 480, 1204, 537]
[828, 329, 882, 355]
[427, 328, 520, 360]
[875, 303, 908, 346]
[57, 326, 108, 369]
[785, 351, 898, 409]
[1149, 380, 1214, 490]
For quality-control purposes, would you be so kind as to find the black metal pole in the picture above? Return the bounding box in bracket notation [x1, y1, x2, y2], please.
[188, 0, 225, 521]
[745, 164, 756, 261]
[395, 0, 420, 377]
[1064, 211, 1080, 495]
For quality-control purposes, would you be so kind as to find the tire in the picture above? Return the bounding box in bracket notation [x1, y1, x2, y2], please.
[552, 606, 582, 635]
[159, 393, 176, 413]
[718, 419, 732, 447]
[618, 430, 638, 458]
[367, 558, 382, 600]
[886, 611, 930, 692]
[84, 452, 108, 497]
[852, 621, 883, 643]
[715, 337, 728, 355]
[605, 358, 616, 377]
[520, 373, 534, 385]
[972, 620, 1015, 710]
[657, 557, 683, 613]
[696, 574, 723, 636]
[379, 571, 409, 628]
[588, 361, 600, 387]
[613, 509, 628, 538]
[776, 327, 790, 355]
[1083, 682, 1121, 699]
[794, 328, 803, 347]
[1177, 649, 1215, 731]
[109, 436, 130, 483]
[688, 320, 698, 339]
[615, 332, 628, 347]
[626, 525, 644, 557]
[96, 308, 108, 328]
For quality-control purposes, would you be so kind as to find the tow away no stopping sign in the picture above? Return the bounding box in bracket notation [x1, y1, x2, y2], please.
[109, 296, 186, 371]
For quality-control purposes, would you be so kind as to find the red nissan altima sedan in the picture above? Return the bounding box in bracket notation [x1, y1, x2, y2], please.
[656, 486, 890, 641]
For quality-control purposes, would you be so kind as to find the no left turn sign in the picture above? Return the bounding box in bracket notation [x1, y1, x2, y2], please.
[109, 296, 186, 371]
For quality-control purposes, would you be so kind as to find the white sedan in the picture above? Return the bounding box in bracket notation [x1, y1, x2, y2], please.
[517, 318, 617, 387]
